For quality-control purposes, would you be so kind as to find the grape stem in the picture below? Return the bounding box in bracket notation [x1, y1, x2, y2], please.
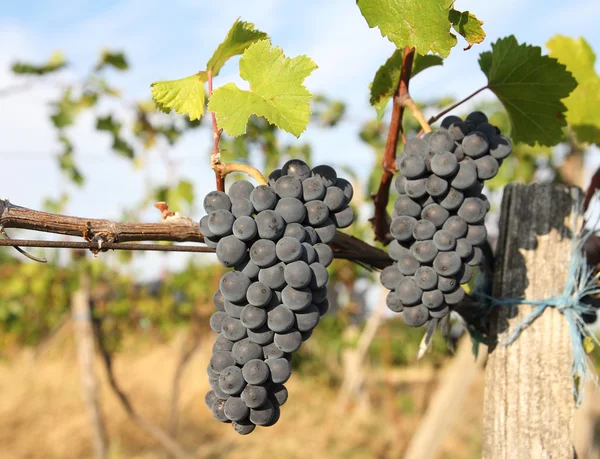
[371, 46, 415, 244]
[402, 96, 432, 133]
[211, 162, 268, 185]
[423, 85, 489, 132]
[207, 69, 225, 191]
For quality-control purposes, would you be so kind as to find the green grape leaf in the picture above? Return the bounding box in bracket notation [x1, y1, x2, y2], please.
[96, 115, 120, 133]
[479, 36, 577, 146]
[208, 39, 317, 137]
[57, 136, 84, 186]
[547, 35, 600, 145]
[12, 51, 66, 75]
[207, 18, 268, 77]
[96, 50, 129, 71]
[357, 0, 457, 57]
[449, 10, 485, 50]
[370, 50, 443, 118]
[112, 136, 134, 159]
[151, 72, 208, 121]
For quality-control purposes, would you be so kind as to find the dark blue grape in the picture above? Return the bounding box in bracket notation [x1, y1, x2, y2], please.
[466, 224, 487, 246]
[211, 399, 229, 422]
[438, 187, 464, 211]
[397, 252, 420, 275]
[428, 130, 455, 154]
[250, 185, 277, 212]
[437, 276, 458, 293]
[250, 400, 276, 426]
[274, 175, 303, 199]
[390, 216, 417, 241]
[426, 175, 449, 197]
[444, 287, 465, 305]
[431, 151, 458, 178]
[284, 261, 312, 289]
[412, 219, 436, 240]
[276, 237, 302, 263]
[450, 162, 477, 190]
[490, 135, 512, 159]
[282, 286, 312, 311]
[229, 180, 255, 201]
[231, 339, 263, 365]
[204, 191, 232, 213]
[458, 197, 487, 224]
[208, 209, 235, 236]
[414, 266, 438, 291]
[274, 198, 306, 225]
[295, 304, 320, 332]
[462, 131, 489, 158]
[324, 186, 346, 211]
[380, 265, 404, 290]
[265, 358, 292, 384]
[433, 252, 462, 276]
[267, 305, 295, 333]
[313, 243, 333, 267]
[442, 215, 468, 238]
[311, 165, 337, 187]
[467, 247, 483, 266]
[241, 385, 269, 409]
[422, 289, 444, 309]
[247, 325, 274, 345]
[268, 169, 282, 187]
[224, 396, 249, 422]
[282, 159, 311, 181]
[455, 238, 473, 259]
[231, 198, 255, 219]
[283, 223, 306, 242]
[240, 304, 268, 329]
[433, 230, 456, 251]
[255, 210, 285, 240]
[313, 219, 337, 244]
[331, 206, 354, 228]
[305, 201, 329, 226]
[250, 239, 277, 268]
[441, 115, 462, 129]
[308, 263, 328, 289]
[302, 176, 326, 201]
[300, 242, 317, 264]
[216, 235, 247, 267]
[220, 272, 251, 303]
[394, 195, 422, 218]
[219, 366, 246, 395]
[402, 304, 429, 327]
[386, 291, 404, 312]
[224, 300, 244, 319]
[242, 359, 270, 385]
[274, 330, 303, 353]
[336, 178, 354, 203]
[466, 111, 488, 124]
[396, 277, 422, 306]
[397, 154, 426, 179]
[405, 178, 428, 198]
[258, 263, 286, 290]
[210, 351, 235, 374]
[210, 311, 227, 333]
[421, 204, 450, 228]
[222, 317, 248, 341]
[214, 290, 225, 311]
[411, 240, 439, 263]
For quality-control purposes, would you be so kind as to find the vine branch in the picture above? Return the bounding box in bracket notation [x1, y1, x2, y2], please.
[0, 199, 393, 269]
[371, 46, 415, 244]
[207, 70, 225, 191]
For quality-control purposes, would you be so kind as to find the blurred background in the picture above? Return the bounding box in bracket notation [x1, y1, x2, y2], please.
[1, 1, 599, 458]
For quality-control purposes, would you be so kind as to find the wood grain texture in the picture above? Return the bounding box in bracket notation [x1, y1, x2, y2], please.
[483, 184, 581, 459]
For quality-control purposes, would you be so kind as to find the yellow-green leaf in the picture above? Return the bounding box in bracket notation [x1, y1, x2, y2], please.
[208, 40, 317, 137]
[206, 18, 268, 77]
[547, 35, 600, 145]
[151, 72, 208, 121]
[449, 9, 485, 50]
[357, 0, 458, 57]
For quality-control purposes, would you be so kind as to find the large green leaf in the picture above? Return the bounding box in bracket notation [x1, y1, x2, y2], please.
[151, 72, 208, 121]
[207, 18, 268, 77]
[479, 36, 577, 146]
[208, 39, 317, 137]
[357, 0, 457, 57]
[370, 50, 443, 118]
[547, 35, 600, 145]
[449, 9, 485, 50]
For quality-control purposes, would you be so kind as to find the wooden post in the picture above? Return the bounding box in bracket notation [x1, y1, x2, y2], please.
[403, 336, 487, 459]
[483, 184, 581, 459]
[73, 285, 109, 459]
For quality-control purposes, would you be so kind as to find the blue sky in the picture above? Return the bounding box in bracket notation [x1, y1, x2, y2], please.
[0, 0, 599, 279]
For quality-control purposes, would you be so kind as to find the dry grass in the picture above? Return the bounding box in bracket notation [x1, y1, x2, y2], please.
[0, 327, 485, 459]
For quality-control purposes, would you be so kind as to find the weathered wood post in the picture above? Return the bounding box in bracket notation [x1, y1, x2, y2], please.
[72, 281, 109, 459]
[483, 184, 582, 459]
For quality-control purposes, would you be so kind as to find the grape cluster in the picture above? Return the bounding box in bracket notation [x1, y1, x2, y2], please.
[202, 159, 354, 434]
[381, 111, 512, 327]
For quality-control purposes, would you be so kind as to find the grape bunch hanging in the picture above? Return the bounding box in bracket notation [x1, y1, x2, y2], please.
[202, 159, 354, 434]
[381, 111, 513, 327]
